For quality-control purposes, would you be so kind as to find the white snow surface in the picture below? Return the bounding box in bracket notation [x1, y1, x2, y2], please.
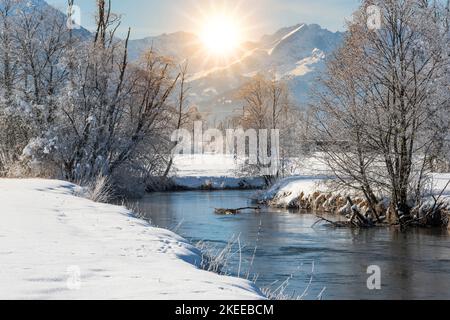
[254, 175, 329, 207]
[427, 173, 450, 206]
[0, 179, 265, 300]
[170, 154, 330, 190]
[255, 173, 450, 209]
[173, 154, 239, 177]
[172, 154, 329, 178]
[171, 154, 266, 190]
[286, 49, 325, 77]
[268, 24, 305, 55]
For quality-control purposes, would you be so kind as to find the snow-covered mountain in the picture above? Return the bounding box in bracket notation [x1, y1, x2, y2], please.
[129, 23, 344, 121]
[128, 31, 201, 63]
[2, 0, 91, 38]
[28, 0, 344, 121]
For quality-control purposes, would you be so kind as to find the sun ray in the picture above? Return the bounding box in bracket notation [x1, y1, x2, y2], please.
[174, 0, 260, 69]
[199, 14, 241, 56]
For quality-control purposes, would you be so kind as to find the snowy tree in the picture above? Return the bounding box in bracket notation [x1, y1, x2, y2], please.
[0, 0, 184, 192]
[236, 73, 299, 183]
[313, 0, 450, 224]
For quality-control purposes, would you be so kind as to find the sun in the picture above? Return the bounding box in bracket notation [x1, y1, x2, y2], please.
[199, 14, 242, 57]
[177, 1, 257, 66]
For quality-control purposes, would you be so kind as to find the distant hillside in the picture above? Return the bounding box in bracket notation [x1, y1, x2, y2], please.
[128, 23, 344, 121]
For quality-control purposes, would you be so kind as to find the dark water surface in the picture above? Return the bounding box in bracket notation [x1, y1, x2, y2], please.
[129, 190, 450, 300]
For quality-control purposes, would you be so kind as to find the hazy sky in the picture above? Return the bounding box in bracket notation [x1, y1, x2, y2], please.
[47, 0, 360, 39]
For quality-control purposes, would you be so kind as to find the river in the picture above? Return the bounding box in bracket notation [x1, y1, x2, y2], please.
[129, 190, 450, 300]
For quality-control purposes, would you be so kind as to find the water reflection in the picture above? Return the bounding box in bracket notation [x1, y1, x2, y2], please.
[129, 190, 450, 300]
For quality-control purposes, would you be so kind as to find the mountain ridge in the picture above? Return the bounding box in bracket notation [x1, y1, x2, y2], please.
[34, 0, 344, 121]
[127, 23, 343, 120]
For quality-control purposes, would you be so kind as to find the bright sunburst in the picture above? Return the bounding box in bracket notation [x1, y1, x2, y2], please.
[174, 0, 259, 69]
[199, 14, 242, 57]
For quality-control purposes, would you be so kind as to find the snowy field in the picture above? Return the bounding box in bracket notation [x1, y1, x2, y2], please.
[172, 154, 239, 177]
[170, 154, 328, 190]
[171, 154, 265, 189]
[172, 154, 328, 178]
[0, 179, 264, 300]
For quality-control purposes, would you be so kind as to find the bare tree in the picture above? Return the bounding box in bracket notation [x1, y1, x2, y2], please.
[163, 62, 190, 177]
[313, 0, 449, 225]
[12, 0, 181, 189]
[236, 73, 294, 183]
[0, 0, 26, 174]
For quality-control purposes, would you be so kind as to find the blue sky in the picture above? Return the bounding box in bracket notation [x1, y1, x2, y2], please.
[47, 0, 360, 39]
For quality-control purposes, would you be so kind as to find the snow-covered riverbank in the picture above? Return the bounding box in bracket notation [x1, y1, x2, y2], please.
[169, 154, 327, 191]
[255, 174, 450, 208]
[0, 179, 265, 300]
[253, 175, 329, 208]
[254, 174, 450, 229]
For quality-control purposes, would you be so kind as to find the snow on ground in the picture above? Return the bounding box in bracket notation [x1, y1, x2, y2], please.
[0, 179, 265, 300]
[254, 173, 450, 209]
[172, 154, 239, 177]
[170, 154, 329, 190]
[253, 176, 329, 207]
[427, 173, 450, 206]
[172, 154, 330, 177]
[171, 154, 265, 189]
[172, 154, 450, 209]
[429, 174, 450, 195]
